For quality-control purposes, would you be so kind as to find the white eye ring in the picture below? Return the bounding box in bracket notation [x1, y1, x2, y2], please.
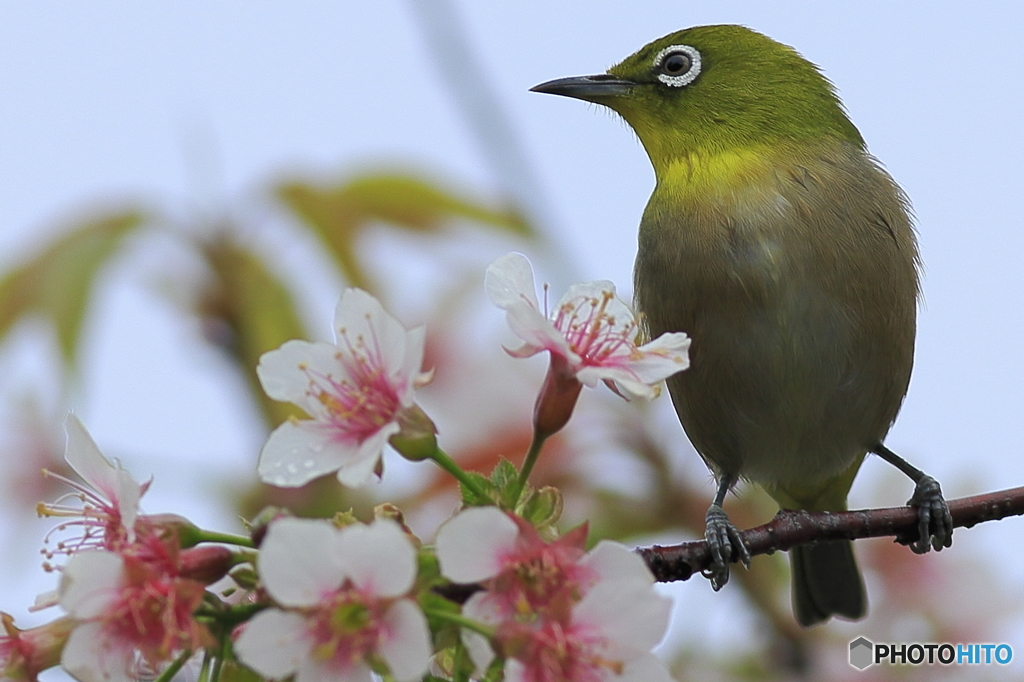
[654, 44, 701, 87]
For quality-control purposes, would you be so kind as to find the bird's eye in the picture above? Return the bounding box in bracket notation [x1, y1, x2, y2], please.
[663, 53, 691, 75]
[654, 45, 701, 87]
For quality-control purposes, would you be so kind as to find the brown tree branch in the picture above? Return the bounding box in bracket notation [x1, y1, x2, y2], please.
[637, 486, 1024, 582]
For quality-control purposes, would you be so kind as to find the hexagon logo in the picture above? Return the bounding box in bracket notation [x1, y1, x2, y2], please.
[849, 637, 874, 670]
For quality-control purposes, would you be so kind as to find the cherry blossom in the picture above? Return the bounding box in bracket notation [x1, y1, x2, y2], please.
[485, 252, 690, 401]
[58, 550, 211, 682]
[436, 507, 673, 682]
[256, 288, 433, 488]
[234, 517, 431, 682]
[37, 415, 150, 559]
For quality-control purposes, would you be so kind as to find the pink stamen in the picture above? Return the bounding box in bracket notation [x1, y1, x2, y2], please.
[552, 290, 637, 367]
[301, 322, 402, 443]
[38, 470, 129, 559]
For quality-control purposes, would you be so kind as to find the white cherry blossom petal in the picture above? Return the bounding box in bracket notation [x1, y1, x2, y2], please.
[620, 653, 676, 682]
[64, 415, 143, 535]
[334, 421, 397, 488]
[379, 599, 432, 682]
[59, 551, 124, 618]
[31, 589, 59, 612]
[396, 325, 432, 405]
[436, 506, 519, 583]
[458, 592, 498, 675]
[334, 288, 409, 380]
[61, 622, 134, 682]
[234, 609, 311, 679]
[631, 333, 692, 379]
[338, 519, 416, 598]
[580, 540, 656, 589]
[64, 414, 120, 500]
[557, 279, 621, 309]
[462, 591, 502, 627]
[462, 629, 495, 677]
[258, 420, 359, 488]
[256, 340, 343, 415]
[578, 369, 656, 399]
[573, 580, 672, 661]
[259, 518, 345, 607]
[485, 252, 541, 310]
[485, 253, 570, 357]
[504, 658, 528, 682]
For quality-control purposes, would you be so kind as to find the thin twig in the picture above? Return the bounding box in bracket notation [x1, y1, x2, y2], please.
[637, 486, 1024, 582]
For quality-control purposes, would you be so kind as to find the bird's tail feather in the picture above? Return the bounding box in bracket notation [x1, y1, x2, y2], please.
[791, 539, 866, 627]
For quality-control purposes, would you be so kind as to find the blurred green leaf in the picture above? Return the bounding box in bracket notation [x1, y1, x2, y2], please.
[277, 171, 532, 292]
[0, 210, 143, 366]
[197, 237, 308, 427]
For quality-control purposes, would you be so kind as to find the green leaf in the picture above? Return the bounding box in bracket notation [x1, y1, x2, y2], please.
[459, 472, 496, 507]
[490, 458, 519, 489]
[277, 170, 532, 292]
[196, 237, 308, 427]
[0, 210, 144, 366]
[489, 458, 523, 509]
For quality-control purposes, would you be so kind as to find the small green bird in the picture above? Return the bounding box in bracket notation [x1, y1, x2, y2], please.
[533, 25, 953, 626]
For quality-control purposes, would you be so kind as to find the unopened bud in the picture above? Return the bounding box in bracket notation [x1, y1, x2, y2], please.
[533, 355, 583, 438]
[147, 513, 202, 548]
[178, 546, 235, 584]
[389, 404, 438, 461]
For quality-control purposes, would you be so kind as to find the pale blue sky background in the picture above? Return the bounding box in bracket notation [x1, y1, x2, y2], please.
[2, 2, 1024, 676]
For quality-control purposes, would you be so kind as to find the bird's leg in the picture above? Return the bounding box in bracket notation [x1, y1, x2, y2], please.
[871, 444, 953, 554]
[702, 474, 752, 590]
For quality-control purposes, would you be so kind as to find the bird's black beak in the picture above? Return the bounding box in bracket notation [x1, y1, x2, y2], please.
[530, 74, 635, 101]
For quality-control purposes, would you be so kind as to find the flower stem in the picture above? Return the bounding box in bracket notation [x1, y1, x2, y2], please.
[154, 649, 192, 682]
[513, 430, 548, 503]
[430, 447, 489, 500]
[453, 638, 471, 682]
[189, 529, 255, 548]
[424, 607, 495, 638]
[211, 635, 228, 681]
[208, 601, 268, 627]
[197, 651, 213, 682]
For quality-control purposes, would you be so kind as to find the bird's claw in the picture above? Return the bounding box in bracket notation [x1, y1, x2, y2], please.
[702, 504, 751, 590]
[907, 474, 953, 554]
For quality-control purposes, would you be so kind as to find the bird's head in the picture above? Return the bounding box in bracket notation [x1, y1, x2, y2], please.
[532, 25, 864, 176]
